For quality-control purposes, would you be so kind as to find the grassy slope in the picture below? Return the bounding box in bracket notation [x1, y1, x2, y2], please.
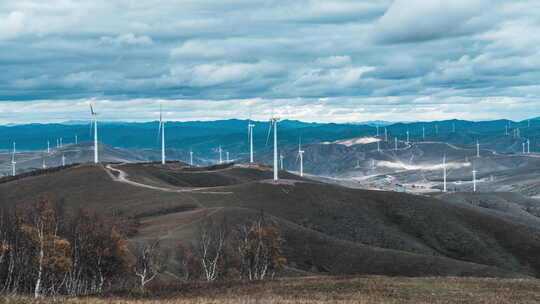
[2, 163, 540, 278]
[5, 276, 540, 304]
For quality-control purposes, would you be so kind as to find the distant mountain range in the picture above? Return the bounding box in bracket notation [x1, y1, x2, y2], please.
[0, 118, 538, 159]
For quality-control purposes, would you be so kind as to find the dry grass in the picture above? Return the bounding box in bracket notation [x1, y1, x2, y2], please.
[1, 276, 539, 304]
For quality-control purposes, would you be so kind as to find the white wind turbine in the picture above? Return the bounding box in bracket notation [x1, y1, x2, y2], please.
[527, 139, 530, 154]
[218, 146, 223, 164]
[476, 139, 480, 158]
[158, 104, 166, 165]
[422, 126, 425, 140]
[406, 130, 410, 144]
[384, 128, 388, 141]
[248, 120, 255, 163]
[442, 154, 447, 192]
[62, 153, 66, 166]
[47, 140, 50, 154]
[11, 142, 16, 176]
[522, 141, 526, 154]
[280, 153, 284, 169]
[297, 137, 304, 177]
[472, 166, 477, 192]
[190, 149, 194, 166]
[266, 117, 281, 181]
[90, 103, 99, 163]
[226, 151, 230, 163]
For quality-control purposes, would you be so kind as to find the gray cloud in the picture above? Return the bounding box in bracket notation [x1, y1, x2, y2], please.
[0, 0, 539, 122]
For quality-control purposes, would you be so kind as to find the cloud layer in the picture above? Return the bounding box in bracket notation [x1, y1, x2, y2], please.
[0, 0, 539, 123]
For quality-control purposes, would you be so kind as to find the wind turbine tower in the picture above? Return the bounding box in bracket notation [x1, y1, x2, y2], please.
[218, 146, 223, 164]
[377, 140, 380, 152]
[190, 150, 194, 166]
[11, 142, 16, 177]
[226, 151, 230, 163]
[384, 128, 388, 141]
[406, 130, 410, 144]
[248, 121, 255, 163]
[158, 105, 166, 165]
[476, 140, 480, 158]
[90, 104, 99, 163]
[47, 141, 50, 154]
[75, 135, 78, 144]
[523, 142, 526, 154]
[422, 127, 425, 140]
[527, 139, 530, 154]
[62, 154, 66, 166]
[472, 167, 477, 192]
[268, 117, 281, 181]
[442, 154, 447, 192]
[297, 138, 304, 177]
[280, 153, 284, 170]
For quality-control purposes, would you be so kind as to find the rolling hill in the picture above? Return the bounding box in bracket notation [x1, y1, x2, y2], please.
[2, 162, 540, 279]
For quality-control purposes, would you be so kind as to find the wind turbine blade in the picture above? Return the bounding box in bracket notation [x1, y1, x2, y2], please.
[265, 121, 273, 146]
[90, 103, 95, 115]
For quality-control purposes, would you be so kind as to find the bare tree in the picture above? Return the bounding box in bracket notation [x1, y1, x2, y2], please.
[134, 240, 164, 289]
[234, 213, 285, 281]
[197, 219, 226, 281]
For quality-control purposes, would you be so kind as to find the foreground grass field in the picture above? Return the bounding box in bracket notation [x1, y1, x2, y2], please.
[2, 276, 539, 304]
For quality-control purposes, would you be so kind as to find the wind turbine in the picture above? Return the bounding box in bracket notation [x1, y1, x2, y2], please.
[157, 104, 166, 165]
[248, 120, 255, 163]
[422, 127, 425, 140]
[442, 154, 447, 192]
[297, 137, 304, 177]
[47, 141, 50, 154]
[42, 156, 46, 169]
[472, 167, 477, 192]
[62, 153, 66, 166]
[384, 128, 388, 141]
[406, 130, 410, 144]
[522, 142, 526, 154]
[376, 125, 379, 137]
[218, 146, 223, 164]
[90, 103, 99, 163]
[60, 138, 63, 148]
[266, 117, 281, 181]
[377, 140, 380, 152]
[280, 153, 284, 170]
[75, 135, 78, 144]
[226, 151, 230, 163]
[190, 150, 194, 166]
[527, 139, 530, 154]
[11, 142, 16, 176]
[476, 140, 480, 158]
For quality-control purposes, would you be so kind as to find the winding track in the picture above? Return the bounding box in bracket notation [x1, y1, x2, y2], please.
[103, 163, 233, 194]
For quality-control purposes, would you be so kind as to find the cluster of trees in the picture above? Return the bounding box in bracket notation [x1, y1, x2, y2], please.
[0, 200, 131, 297]
[135, 212, 287, 288]
[0, 200, 286, 297]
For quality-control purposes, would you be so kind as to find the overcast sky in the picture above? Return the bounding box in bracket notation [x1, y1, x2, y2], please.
[0, 0, 539, 124]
